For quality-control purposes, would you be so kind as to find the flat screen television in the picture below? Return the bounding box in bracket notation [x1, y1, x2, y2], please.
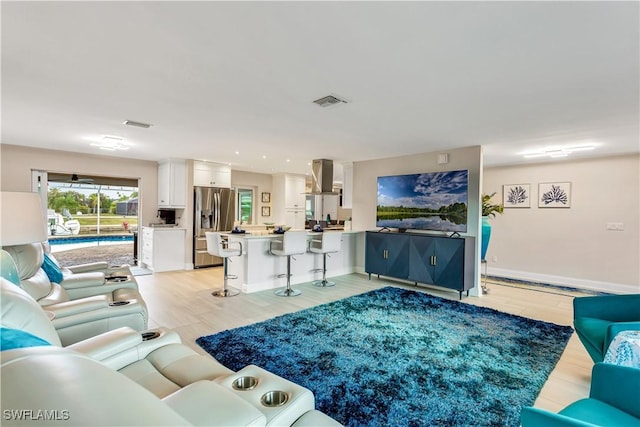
[376, 169, 468, 232]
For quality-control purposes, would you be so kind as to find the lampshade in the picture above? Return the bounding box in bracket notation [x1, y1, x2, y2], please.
[0, 191, 48, 246]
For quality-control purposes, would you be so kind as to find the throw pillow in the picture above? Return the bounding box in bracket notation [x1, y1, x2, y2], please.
[42, 253, 63, 283]
[0, 327, 51, 351]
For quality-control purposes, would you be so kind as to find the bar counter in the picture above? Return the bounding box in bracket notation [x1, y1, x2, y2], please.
[225, 230, 362, 293]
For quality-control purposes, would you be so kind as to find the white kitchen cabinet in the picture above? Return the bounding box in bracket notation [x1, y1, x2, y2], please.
[273, 174, 306, 229]
[341, 163, 353, 209]
[193, 161, 231, 188]
[141, 227, 186, 272]
[158, 159, 186, 208]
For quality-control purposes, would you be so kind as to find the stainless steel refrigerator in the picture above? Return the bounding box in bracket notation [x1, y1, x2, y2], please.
[193, 186, 236, 268]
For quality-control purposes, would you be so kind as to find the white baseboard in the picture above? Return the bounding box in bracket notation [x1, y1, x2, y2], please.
[486, 267, 638, 294]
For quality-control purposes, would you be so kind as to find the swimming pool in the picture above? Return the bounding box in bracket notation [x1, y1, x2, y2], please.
[49, 235, 133, 246]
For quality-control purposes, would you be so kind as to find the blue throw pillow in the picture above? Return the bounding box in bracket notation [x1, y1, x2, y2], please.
[0, 327, 50, 351]
[42, 253, 63, 283]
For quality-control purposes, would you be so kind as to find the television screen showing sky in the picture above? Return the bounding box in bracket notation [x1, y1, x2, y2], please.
[377, 170, 468, 210]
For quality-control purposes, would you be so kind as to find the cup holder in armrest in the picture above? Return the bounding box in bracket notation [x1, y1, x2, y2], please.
[261, 390, 289, 407]
[232, 376, 258, 391]
[105, 275, 131, 283]
[141, 331, 161, 341]
[109, 301, 131, 307]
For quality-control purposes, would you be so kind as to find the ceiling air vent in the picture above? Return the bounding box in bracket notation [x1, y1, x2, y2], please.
[123, 120, 152, 128]
[312, 94, 348, 108]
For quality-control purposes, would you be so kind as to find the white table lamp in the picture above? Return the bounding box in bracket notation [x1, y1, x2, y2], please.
[1, 191, 48, 246]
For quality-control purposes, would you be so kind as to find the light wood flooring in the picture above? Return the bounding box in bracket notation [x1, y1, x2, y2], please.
[135, 268, 594, 414]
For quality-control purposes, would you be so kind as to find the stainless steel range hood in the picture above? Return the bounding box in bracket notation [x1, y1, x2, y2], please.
[310, 159, 340, 195]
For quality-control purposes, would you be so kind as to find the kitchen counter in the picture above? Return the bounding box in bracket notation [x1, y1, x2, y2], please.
[140, 226, 187, 272]
[225, 229, 359, 239]
[225, 230, 363, 293]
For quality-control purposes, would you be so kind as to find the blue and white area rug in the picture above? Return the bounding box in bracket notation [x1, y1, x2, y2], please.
[197, 287, 573, 426]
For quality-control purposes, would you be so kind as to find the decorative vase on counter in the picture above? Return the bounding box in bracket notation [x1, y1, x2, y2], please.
[481, 216, 491, 261]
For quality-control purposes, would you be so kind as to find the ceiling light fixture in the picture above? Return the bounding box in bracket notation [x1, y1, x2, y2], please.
[90, 135, 131, 151]
[523, 144, 596, 159]
[123, 120, 152, 128]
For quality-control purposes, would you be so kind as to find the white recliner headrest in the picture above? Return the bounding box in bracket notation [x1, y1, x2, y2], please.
[0, 346, 192, 426]
[3, 243, 43, 281]
[0, 278, 61, 346]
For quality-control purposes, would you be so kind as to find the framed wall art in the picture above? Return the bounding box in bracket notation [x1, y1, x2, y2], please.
[503, 184, 530, 208]
[261, 192, 271, 203]
[539, 182, 571, 208]
[261, 206, 271, 216]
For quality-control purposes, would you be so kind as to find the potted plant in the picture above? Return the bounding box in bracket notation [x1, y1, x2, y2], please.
[481, 193, 503, 261]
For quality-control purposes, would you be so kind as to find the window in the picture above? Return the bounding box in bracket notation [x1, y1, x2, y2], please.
[237, 188, 253, 224]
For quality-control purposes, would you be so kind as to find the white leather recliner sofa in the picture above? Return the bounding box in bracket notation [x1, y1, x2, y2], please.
[2, 244, 147, 345]
[0, 278, 342, 427]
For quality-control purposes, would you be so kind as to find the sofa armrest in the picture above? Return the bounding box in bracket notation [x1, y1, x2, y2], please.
[163, 381, 266, 427]
[46, 295, 109, 317]
[70, 327, 182, 370]
[67, 327, 142, 360]
[60, 272, 105, 289]
[590, 363, 640, 419]
[520, 407, 597, 427]
[605, 322, 640, 352]
[67, 261, 109, 274]
[573, 295, 640, 322]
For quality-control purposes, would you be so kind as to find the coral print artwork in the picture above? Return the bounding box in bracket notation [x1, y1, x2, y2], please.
[503, 184, 530, 208]
[539, 182, 571, 208]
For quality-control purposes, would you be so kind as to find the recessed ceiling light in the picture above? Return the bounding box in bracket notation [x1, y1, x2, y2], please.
[235, 151, 240, 155]
[123, 120, 152, 128]
[262, 155, 267, 159]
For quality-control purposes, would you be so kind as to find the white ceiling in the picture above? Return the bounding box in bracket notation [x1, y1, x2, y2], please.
[2, 1, 638, 179]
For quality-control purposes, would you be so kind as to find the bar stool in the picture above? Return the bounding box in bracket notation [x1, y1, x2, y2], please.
[269, 230, 308, 297]
[205, 232, 243, 297]
[309, 232, 342, 287]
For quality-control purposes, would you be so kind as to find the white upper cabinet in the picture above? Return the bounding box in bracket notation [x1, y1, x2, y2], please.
[193, 161, 231, 188]
[158, 159, 186, 208]
[272, 174, 306, 229]
[285, 175, 306, 210]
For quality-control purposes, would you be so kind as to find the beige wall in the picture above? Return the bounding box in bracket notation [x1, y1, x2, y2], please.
[1, 144, 160, 262]
[483, 154, 640, 293]
[231, 169, 274, 225]
[1, 144, 158, 224]
[351, 145, 483, 295]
